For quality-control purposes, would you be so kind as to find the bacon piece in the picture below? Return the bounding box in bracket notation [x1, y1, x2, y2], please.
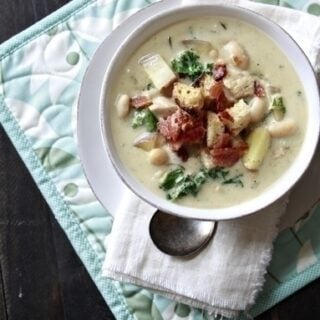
[176, 146, 189, 162]
[131, 96, 152, 109]
[213, 64, 227, 81]
[233, 137, 249, 152]
[214, 133, 232, 148]
[158, 109, 205, 149]
[170, 141, 184, 151]
[210, 135, 248, 167]
[211, 148, 243, 167]
[219, 110, 234, 124]
[254, 81, 266, 98]
[209, 82, 233, 112]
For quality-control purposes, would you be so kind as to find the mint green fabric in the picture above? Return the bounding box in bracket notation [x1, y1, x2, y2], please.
[0, 0, 319, 319]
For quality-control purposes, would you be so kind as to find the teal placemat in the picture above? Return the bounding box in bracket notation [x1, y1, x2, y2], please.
[0, 0, 320, 319]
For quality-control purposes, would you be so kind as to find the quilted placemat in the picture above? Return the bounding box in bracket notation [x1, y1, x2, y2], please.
[0, 0, 320, 319]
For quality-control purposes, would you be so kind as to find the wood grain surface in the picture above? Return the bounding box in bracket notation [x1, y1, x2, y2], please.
[0, 1, 320, 320]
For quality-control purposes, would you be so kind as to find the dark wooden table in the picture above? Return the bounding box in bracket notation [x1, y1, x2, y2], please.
[0, 1, 320, 320]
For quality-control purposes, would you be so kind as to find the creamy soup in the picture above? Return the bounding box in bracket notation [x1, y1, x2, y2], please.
[109, 16, 306, 209]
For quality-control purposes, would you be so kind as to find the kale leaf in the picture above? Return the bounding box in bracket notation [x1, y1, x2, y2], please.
[159, 166, 244, 201]
[160, 167, 185, 190]
[131, 109, 158, 132]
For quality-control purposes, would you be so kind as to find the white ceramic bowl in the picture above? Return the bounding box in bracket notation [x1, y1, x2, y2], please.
[100, 1, 320, 220]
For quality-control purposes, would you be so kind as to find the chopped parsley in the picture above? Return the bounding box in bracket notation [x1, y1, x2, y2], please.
[131, 109, 158, 132]
[204, 63, 214, 75]
[188, 26, 195, 38]
[145, 82, 154, 90]
[219, 22, 227, 30]
[171, 50, 213, 81]
[159, 166, 244, 200]
[222, 175, 244, 188]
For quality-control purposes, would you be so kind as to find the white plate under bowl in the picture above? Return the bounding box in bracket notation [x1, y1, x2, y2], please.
[77, 0, 320, 227]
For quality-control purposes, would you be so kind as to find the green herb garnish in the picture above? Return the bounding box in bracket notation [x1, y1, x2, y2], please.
[204, 63, 214, 75]
[171, 50, 205, 81]
[271, 95, 286, 121]
[168, 36, 173, 48]
[159, 167, 185, 190]
[131, 109, 158, 132]
[207, 167, 229, 180]
[145, 82, 154, 90]
[222, 174, 244, 187]
[220, 22, 227, 30]
[159, 166, 244, 200]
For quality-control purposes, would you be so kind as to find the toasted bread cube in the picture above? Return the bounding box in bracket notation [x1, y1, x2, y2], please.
[223, 72, 254, 99]
[207, 112, 225, 147]
[172, 83, 204, 110]
[223, 99, 251, 135]
[201, 74, 217, 99]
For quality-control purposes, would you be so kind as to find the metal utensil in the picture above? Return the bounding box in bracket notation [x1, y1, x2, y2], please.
[149, 210, 217, 257]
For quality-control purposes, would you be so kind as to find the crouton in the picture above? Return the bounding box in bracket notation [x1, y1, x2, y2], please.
[201, 74, 217, 99]
[172, 83, 204, 110]
[207, 112, 225, 147]
[221, 99, 251, 135]
[223, 72, 254, 99]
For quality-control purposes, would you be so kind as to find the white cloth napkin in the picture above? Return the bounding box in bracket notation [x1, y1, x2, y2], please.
[102, 1, 320, 318]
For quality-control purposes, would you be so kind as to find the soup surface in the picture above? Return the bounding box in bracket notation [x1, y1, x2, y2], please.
[109, 16, 306, 209]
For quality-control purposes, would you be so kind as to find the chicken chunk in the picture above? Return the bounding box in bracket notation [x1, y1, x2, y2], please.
[149, 96, 179, 119]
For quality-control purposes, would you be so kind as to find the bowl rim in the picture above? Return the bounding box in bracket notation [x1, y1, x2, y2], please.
[99, 2, 320, 220]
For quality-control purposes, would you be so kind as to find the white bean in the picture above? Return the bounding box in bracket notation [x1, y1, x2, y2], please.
[116, 94, 130, 119]
[148, 148, 169, 166]
[209, 49, 218, 59]
[215, 58, 225, 65]
[222, 41, 249, 69]
[250, 97, 267, 123]
[268, 119, 297, 138]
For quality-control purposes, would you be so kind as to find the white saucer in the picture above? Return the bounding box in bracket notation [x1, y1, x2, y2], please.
[77, 0, 320, 229]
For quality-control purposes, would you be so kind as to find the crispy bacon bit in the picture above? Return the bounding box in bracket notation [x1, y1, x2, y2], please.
[131, 96, 152, 109]
[209, 82, 233, 112]
[233, 137, 249, 152]
[176, 146, 189, 162]
[211, 148, 243, 167]
[158, 109, 205, 149]
[254, 81, 266, 98]
[219, 110, 234, 124]
[213, 64, 227, 81]
[210, 135, 248, 167]
[214, 133, 232, 148]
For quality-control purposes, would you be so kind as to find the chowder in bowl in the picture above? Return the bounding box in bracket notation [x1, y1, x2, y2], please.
[100, 3, 320, 220]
